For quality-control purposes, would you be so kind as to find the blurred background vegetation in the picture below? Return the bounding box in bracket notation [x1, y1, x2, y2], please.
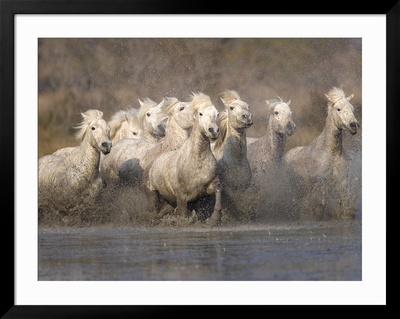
[38, 38, 362, 158]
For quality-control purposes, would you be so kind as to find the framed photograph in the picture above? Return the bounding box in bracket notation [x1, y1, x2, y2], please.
[2, 0, 393, 316]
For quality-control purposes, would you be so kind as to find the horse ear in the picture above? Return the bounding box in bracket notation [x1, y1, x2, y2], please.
[138, 99, 144, 107]
[266, 100, 271, 106]
[220, 97, 227, 107]
[346, 93, 354, 101]
[287, 100, 291, 106]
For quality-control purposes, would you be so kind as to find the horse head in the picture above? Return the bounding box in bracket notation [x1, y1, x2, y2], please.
[76, 109, 112, 155]
[160, 97, 195, 130]
[123, 108, 142, 140]
[109, 108, 142, 143]
[220, 90, 253, 130]
[139, 98, 168, 139]
[191, 92, 220, 141]
[267, 97, 296, 136]
[325, 87, 359, 135]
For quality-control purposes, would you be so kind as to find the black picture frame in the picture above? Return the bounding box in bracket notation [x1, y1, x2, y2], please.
[1, 0, 394, 317]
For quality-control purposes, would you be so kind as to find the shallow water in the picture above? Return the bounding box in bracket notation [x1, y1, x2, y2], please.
[38, 219, 361, 281]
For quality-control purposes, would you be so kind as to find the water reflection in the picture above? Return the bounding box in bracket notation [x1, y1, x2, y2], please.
[39, 220, 361, 281]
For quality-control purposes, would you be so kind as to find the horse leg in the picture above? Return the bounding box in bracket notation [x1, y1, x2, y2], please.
[176, 197, 189, 218]
[207, 178, 223, 225]
[143, 186, 161, 216]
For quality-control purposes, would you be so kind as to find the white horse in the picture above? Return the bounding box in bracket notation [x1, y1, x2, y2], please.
[143, 92, 223, 224]
[245, 97, 297, 220]
[99, 96, 194, 187]
[211, 90, 253, 219]
[247, 97, 296, 165]
[284, 87, 359, 220]
[38, 109, 112, 224]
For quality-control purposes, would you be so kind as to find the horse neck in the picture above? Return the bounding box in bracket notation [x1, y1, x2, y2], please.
[71, 138, 101, 178]
[163, 117, 191, 150]
[319, 114, 343, 155]
[259, 121, 287, 163]
[141, 127, 158, 143]
[219, 123, 248, 162]
[185, 123, 212, 158]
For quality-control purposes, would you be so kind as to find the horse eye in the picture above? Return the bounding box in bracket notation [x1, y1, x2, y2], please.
[91, 126, 95, 130]
[179, 106, 185, 111]
[274, 111, 279, 115]
[230, 106, 234, 110]
[337, 108, 341, 112]
[132, 132, 137, 135]
[199, 112, 203, 116]
[146, 112, 151, 117]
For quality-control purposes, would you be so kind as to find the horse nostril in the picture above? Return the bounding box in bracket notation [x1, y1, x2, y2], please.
[242, 114, 247, 119]
[102, 142, 111, 148]
[208, 127, 214, 133]
[350, 122, 359, 129]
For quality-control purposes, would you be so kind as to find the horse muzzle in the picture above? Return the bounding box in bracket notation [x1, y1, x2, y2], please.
[285, 122, 296, 136]
[208, 127, 220, 140]
[241, 113, 253, 127]
[348, 121, 359, 135]
[101, 141, 112, 154]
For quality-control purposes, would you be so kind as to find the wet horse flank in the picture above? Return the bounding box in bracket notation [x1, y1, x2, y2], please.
[284, 87, 359, 220]
[211, 90, 253, 220]
[144, 92, 223, 224]
[38, 109, 112, 224]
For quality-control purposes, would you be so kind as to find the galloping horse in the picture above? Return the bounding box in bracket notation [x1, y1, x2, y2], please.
[211, 90, 253, 219]
[38, 109, 112, 224]
[246, 97, 296, 220]
[143, 92, 223, 225]
[284, 87, 359, 219]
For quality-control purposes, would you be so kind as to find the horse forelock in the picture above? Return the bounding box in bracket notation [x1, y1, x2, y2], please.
[326, 87, 355, 112]
[220, 90, 240, 106]
[108, 108, 139, 138]
[326, 87, 346, 104]
[189, 92, 212, 112]
[266, 97, 287, 116]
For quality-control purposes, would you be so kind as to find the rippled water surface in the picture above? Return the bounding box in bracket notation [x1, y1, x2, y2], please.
[38, 219, 361, 281]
